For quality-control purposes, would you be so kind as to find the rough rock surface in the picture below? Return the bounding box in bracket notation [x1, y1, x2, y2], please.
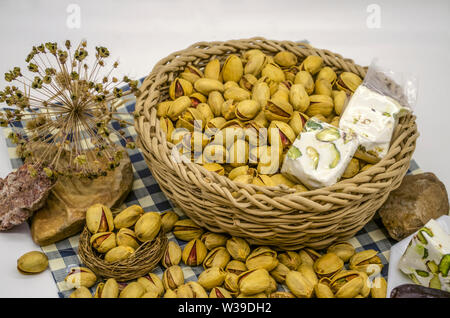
[30, 152, 134, 246]
[379, 172, 449, 241]
[0, 164, 54, 231]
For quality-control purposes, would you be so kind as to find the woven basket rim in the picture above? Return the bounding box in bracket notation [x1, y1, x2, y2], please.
[135, 38, 417, 198]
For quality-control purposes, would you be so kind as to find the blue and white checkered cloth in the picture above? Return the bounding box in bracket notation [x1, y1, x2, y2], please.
[2, 79, 423, 298]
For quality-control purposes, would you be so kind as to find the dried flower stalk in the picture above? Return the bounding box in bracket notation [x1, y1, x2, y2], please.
[0, 40, 140, 178]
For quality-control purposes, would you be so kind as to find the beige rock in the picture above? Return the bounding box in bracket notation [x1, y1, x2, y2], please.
[379, 173, 449, 241]
[30, 149, 133, 246]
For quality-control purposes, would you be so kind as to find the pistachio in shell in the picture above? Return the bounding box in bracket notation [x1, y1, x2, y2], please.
[194, 78, 224, 95]
[173, 219, 204, 242]
[104, 245, 135, 263]
[167, 96, 191, 121]
[332, 90, 347, 115]
[181, 65, 204, 84]
[116, 228, 140, 250]
[298, 263, 319, 286]
[226, 237, 251, 261]
[162, 265, 185, 290]
[176, 281, 208, 298]
[224, 80, 239, 90]
[137, 273, 165, 297]
[329, 270, 364, 298]
[289, 84, 310, 112]
[371, 277, 387, 298]
[238, 268, 271, 295]
[261, 63, 285, 82]
[162, 240, 182, 268]
[209, 286, 233, 298]
[223, 272, 239, 295]
[221, 55, 243, 82]
[200, 232, 228, 250]
[182, 238, 207, 266]
[207, 91, 225, 117]
[252, 81, 270, 108]
[264, 98, 293, 122]
[113, 205, 144, 229]
[278, 251, 302, 271]
[239, 74, 258, 91]
[252, 174, 275, 187]
[70, 287, 93, 298]
[294, 71, 314, 94]
[196, 102, 214, 124]
[315, 282, 335, 298]
[342, 158, 360, 178]
[327, 242, 355, 262]
[163, 289, 178, 298]
[274, 51, 297, 68]
[221, 99, 237, 121]
[244, 50, 266, 76]
[203, 247, 231, 270]
[298, 248, 321, 266]
[90, 232, 116, 253]
[285, 270, 314, 298]
[257, 146, 281, 175]
[224, 86, 251, 102]
[270, 291, 295, 298]
[268, 120, 296, 149]
[160, 117, 174, 142]
[198, 266, 226, 290]
[141, 291, 159, 298]
[245, 246, 279, 272]
[134, 212, 161, 242]
[160, 210, 179, 233]
[202, 144, 229, 164]
[225, 260, 248, 276]
[85, 203, 114, 234]
[314, 79, 333, 97]
[17, 251, 48, 275]
[270, 262, 290, 283]
[270, 173, 296, 187]
[202, 163, 225, 176]
[289, 111, 308, 136]
[316, 66, 337, 86]
[119, 282, 145, 298]
[235, 99, 260, 121]
[306, 95, 334, 117]
[95, 278, 119, 298]
[313, 253, 344, 278]
[157, 101, 172, 118]
[300, 55, 323, 75]
[228, 139, 249, 167]
[64, 267, 97, 289]
[204, 59, 221, 81]
[169, 78, 193, 100]
[336, 72, 362, 94]
[349, 250, 383, 276]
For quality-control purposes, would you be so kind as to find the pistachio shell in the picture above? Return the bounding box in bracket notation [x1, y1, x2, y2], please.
[252, 174, 275, 187]
[278, 251, 302, 270]
[86, 203, 114, 234]
[204, 59, 221, 81]
[315, 282, 335, 298]
[70, 287, 93, 298]
[198, 267, 226, 290]
[64, 267, 97, 288]
[238, 269, 271, 295]
[137, 273, 165, 297]
[298, 248, 321, 266]
[17, 251, 48, 275]
[116, 228, 140, 250]
[194, 78, 224, 95]
[163, 265, 184, 290]
[239, 74, 258, 91]
[90, 232, 116, 253]
[226, 237, 250, 261]
[104, 245, 135, 263]
[120, 282, 145, 298]
[134, 212, 161, 242]
[182, 238, 207, 266]
[285, 270, 314, 298]
[203, 247, 231, 269]
[270, 173, 296, 187]
[349, 250, 383, 276]
[221, 55, 243, 82]
[202, 163, 225, 176]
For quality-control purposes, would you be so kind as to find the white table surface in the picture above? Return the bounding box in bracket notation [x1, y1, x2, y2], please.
[0, 0, 449, 298]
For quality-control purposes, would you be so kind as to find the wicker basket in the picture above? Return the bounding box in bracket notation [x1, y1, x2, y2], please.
[78, 227, 167, 282]
[134, 38, 419, 250]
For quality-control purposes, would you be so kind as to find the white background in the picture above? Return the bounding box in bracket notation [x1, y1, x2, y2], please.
[0, 0, 448, 297]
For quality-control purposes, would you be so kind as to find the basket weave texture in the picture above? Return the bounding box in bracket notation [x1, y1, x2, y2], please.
[134, 38, 419, 250]
[78, 227, 167, 281]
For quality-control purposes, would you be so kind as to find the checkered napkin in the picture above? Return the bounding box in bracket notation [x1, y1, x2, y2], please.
[2, 79, 423, 298]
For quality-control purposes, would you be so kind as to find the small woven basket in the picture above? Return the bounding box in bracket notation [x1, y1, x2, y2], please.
[78, 227, 167, 282]
[134, 37, 419, 250]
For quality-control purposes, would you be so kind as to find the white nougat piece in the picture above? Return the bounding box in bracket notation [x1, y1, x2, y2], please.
[398, 219, 450, 292]
[281, 118, 358, 189]
[339, 85, 408, 161]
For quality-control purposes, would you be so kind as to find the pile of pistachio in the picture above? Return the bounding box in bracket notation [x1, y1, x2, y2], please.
[66, 209, 387, 298]
[157, 50, 372, 188]
[84, 203, 162, 262]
